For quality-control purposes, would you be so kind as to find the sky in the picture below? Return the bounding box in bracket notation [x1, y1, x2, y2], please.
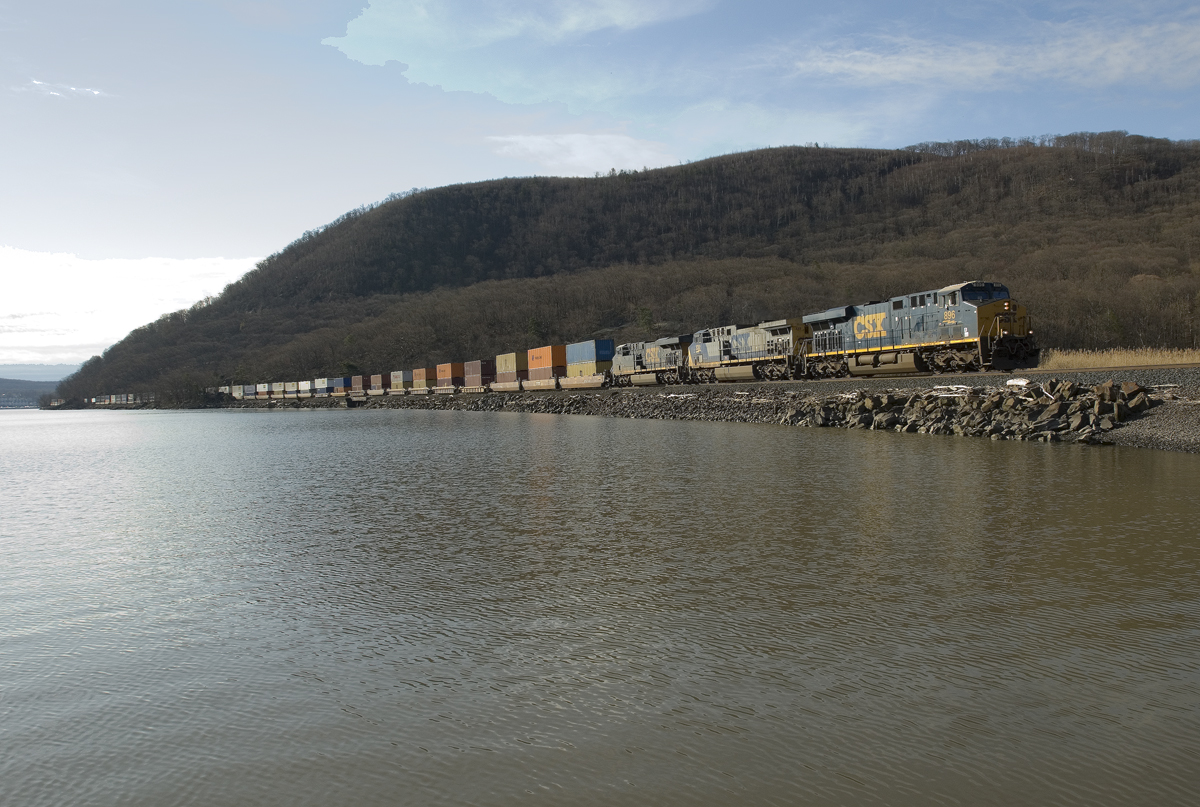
[3, 0, 1198, 369]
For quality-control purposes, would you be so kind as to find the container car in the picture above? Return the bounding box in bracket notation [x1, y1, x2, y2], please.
[437, 363, 465, 388]
[412, 367, 438, 391]
[464, 359, 496, 391]
[388, 370, 412, 394]
[528, 345, 566, 381]
[495, 352, 529, 384]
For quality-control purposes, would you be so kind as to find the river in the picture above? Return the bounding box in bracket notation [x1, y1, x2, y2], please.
[2, 408, 1197, 806]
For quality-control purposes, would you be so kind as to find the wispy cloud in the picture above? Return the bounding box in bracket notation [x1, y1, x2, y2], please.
[487, 133, 676, 174]
[785, 22, 1200, 89]
[17, 79, 108, 98]
[328, 0, 713, 55]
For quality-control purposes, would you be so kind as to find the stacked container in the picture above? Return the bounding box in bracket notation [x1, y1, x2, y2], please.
[464, 359, 496, 390]
[495, 352, 528, 383]
[331, 378, 348, 397]
[566, 339, 615, 377]
[270, 382, 286, 399]
[231, 386, 244, 400]
[298, 380, 312, 398]
[256, 383, 270, 400]
[314, 378, 330, 397]
[284, 381, 299, 398]
[350, 375, 364, 396]
[436, 363, 465, 390]
[528, 345, 567, 380]
[412, 367, 437, 391]
[368, 374, 384, 395]
[525, 345, 566, 389]
[388, 370, 412, 394]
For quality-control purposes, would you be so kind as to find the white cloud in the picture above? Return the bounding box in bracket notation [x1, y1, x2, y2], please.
[486, 133, 676, 174]
[787, 22, 1200, 89]
[17, 79, 107, 98]
[0, 247, 258, 364]
[328, 0, 712, 56]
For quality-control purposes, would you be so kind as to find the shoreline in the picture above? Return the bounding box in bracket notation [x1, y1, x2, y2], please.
[206, 368, 1200, 454]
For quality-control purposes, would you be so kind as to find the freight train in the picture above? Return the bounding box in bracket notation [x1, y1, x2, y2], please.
[101, 280, 1036, 405]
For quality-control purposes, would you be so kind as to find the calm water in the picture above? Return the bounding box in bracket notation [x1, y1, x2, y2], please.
[2, 408, 1198, 806]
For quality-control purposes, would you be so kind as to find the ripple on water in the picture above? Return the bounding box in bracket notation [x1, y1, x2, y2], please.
[1, 408, 1199, 806]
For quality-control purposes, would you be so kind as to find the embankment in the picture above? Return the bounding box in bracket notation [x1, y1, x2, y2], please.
[225, 368, 1200, 454]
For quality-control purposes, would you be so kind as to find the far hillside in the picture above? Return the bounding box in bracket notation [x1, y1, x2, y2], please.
[59, 132, 1200, 403]
[1, 378, 58, 407]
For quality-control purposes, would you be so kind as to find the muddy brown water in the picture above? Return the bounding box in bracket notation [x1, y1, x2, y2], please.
[2, 408, 1198, 806]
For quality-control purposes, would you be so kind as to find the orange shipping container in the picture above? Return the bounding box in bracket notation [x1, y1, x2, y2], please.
[528, 345, 566, 370]
[437, 363, 465, 381]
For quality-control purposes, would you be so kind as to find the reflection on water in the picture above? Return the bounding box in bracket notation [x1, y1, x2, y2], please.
[2, 408, 1199, 806]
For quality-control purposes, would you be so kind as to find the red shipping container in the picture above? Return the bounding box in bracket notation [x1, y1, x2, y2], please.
[528, 365, 566, 381]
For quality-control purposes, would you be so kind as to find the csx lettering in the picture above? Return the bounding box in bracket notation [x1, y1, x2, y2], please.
[853, 313, 887, 340]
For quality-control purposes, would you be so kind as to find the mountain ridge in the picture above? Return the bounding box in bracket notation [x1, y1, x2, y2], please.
[58, 133, 1200, 403]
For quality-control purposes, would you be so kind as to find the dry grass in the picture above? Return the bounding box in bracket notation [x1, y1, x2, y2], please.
[1039, 348, 1200, 370]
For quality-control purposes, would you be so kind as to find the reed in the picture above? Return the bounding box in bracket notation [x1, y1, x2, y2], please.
[1038, 348, 1200, 370]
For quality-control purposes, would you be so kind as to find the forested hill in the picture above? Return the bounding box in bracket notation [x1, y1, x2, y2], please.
[60, 132, 1200, 402]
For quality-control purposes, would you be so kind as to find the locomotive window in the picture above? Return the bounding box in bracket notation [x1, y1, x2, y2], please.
[910, 296, 918, 307]
[892, 300, 903, 310]
[948, 292, 957, 305]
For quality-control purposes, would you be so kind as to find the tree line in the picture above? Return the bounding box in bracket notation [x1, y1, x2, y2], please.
[58, 133, 1200, 402]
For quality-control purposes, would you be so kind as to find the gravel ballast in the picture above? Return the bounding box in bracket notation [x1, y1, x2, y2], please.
[221, 367, 1200, 454]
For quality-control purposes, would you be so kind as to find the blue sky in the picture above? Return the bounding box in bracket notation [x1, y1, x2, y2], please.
[2, 0, 1198, 364]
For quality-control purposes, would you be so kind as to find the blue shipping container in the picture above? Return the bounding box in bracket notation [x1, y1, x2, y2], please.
[566, 339, 615, 365]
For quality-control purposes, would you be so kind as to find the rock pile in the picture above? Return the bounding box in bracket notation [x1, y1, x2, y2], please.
[776, 378, 1157, 443]
[233, 376, 1174, 447]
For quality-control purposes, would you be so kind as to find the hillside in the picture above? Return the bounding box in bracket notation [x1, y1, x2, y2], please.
[59, 132, 1200, 403]
[0, 378, 58, 408]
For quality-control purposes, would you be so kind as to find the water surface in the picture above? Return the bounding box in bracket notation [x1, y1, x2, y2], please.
[2, 408, 1198, 806]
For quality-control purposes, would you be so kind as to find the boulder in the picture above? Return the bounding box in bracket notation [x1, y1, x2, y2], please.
[1040, 401, 1068, 420]
[1093, 380, 1119, 402]
[873, 411, 899, 430]
[1120, 382, 1146, 399]
[1127, 392, 1150, 413]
